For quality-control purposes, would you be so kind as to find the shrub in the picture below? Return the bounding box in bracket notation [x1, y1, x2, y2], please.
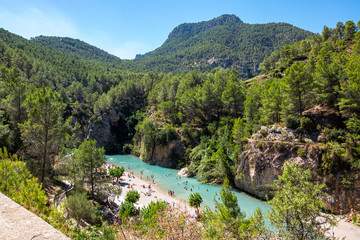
[154, 126, 177, 146]
[65, 192, 98, 226]
[109, 166, 125, 178]
[322, 128, 345, 142]
[300, 117, 315, 134]
[285, 114, 301, 129]
[297, 147, 305, 157]
[125, 190, 140, 204]
[140, 201, 166, 220]
[119, 202, 137, 219]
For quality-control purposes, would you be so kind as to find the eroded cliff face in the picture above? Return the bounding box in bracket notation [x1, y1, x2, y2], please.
[138, 139, 186, 168]
[234, 137, 360, 214]
[86, 96, 145, 153]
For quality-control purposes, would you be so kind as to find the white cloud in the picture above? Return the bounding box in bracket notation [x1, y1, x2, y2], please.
[0, 7, 78, 39]
[109, 41, 152, 60]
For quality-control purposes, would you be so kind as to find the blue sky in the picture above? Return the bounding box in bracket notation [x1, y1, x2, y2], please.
[1, 0, 359, 59]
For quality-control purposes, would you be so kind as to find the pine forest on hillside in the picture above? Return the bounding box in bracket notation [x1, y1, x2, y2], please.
[0, 16, 360, 239]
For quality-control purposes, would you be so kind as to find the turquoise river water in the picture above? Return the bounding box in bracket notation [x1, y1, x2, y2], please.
[107, 155, 270, 217]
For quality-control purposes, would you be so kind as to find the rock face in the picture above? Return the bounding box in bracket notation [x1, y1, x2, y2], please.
[87, 96, 145, 153]
[234, 139, 360, 214]
[177, 167, 190, 177]
[139, 140, 186, 168]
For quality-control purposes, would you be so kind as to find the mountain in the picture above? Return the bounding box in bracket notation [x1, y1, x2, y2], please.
[28, 15, 313, 78]
[30, 36, 121, 63]
[134, 14, 314, 77]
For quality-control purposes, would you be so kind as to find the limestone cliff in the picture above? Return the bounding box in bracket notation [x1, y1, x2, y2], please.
[86, 95, 145, 153]
[138, 139, 186, 168]
[234, 126, 360, 214]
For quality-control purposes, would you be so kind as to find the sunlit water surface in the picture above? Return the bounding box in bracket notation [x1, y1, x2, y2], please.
[107, 155, 270, 218]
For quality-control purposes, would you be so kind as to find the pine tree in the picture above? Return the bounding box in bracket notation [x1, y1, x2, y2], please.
[268, 163, 336, 239]
[74, 139, 106, 199]
[19, 86, 69, 185]
[283, 62, 313, 115]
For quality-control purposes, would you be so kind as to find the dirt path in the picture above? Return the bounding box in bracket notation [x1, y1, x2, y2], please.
[332, 219, 360, 240]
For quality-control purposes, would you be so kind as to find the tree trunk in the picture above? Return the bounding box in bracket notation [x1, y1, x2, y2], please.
[91, 159, 94, 199]
[299, 91, 302, 116]
[41, 129, 48, 185]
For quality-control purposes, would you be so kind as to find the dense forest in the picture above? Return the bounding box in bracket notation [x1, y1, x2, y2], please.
[93, 19, 360, 186]
[134, 14, 314, 77]
[0, 16, 360, 239]
[30, 15, 313, 78]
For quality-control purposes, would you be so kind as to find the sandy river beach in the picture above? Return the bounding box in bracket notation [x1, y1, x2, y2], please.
[104, 164, 360, 239]
[107, 167, 196, 216]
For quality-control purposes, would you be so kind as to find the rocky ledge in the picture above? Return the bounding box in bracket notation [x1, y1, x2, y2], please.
[0, 193, 69, 240]
[234, 126, 360, 214]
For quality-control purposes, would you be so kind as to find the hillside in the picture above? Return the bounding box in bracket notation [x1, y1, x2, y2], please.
[31, 36, 122, 63]
[1, 14, 360, 239]
[29, 15, 314, 77]
[135, 14, 314, 77]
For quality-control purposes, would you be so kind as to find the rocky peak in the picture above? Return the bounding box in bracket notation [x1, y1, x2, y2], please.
[167, 14, 242, 40]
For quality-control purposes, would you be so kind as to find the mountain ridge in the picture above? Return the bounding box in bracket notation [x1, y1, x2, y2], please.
[133, 14, 314, 77]
[30, 36, 121, 63]
[22, 14, 313, 78]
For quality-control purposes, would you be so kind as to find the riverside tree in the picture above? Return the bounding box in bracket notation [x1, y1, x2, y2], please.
[203, 178, 268, 239]
[74, 139, 106, 199]
[109, 166, 125, 179]
[188, 192, 203, 218]
[19, 86, 70, 184]
[268, 163, 336, 239]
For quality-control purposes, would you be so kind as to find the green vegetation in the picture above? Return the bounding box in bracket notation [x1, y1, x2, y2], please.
[19, 86, 71, 184]
[135, 15, 313, 77]
[119, 190, 140, 219]
[202, 178, 269, 239]
[73, 139, 106, 198]
[268, 163, 336, 239]
[0, 17, 359, 239]
[0, 146, 113, 239]
[31, 36, 122, 63]
[0, 147, 47, 214]
[65, 192, 99, 227]
[188, 192, 203, 217]
[109, 166, 125, 178]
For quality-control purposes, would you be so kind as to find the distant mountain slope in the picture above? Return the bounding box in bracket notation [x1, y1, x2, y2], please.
[31, 36, 121, 63]
[135, 14, 314, 77]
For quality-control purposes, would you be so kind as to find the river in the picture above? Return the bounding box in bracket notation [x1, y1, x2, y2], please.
[108, 154, 270, 217]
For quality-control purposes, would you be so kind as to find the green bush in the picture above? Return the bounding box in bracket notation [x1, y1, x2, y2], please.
[285, 114, 301, 129]
[297, 147, 305, 157]
[140, 201, 166, 220]
[119, 202, 137, 219]
[322, 128, 345, 142]
[0, 149, 47, 215]
[300, 117, 315, 134]
[125, 190, 140, 204]
[65, 192, 98, 226]
[109, 166, 125, 178]
[154, 127, 177, 146]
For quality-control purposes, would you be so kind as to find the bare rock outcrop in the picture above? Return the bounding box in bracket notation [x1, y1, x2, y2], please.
[234, 138, 360, 214]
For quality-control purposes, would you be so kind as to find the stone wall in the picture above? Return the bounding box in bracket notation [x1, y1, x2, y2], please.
[0, 193, 69, 240]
